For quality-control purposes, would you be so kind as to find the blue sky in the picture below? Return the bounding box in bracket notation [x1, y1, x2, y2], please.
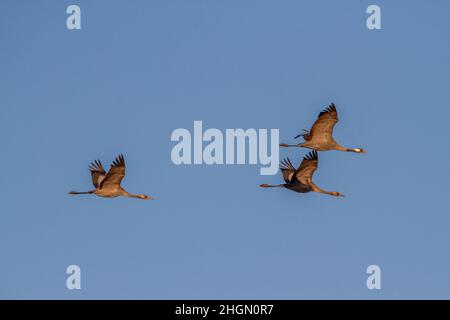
[1, 0, 449, 299]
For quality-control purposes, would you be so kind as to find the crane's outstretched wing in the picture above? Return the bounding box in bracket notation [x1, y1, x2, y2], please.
[308, 103, 339, 144]
[280, 158, 296, 183]
[88, 160, 106, 188]
[100, 154, 126, 188]
[292, 150, 318, 185]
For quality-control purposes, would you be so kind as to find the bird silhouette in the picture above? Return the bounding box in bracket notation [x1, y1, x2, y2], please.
[280, 103, 367, 153]
[260, 150, 344, 197]
[69, 154, 153, 200]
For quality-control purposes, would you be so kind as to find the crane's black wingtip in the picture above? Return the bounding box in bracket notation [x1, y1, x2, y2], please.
[304, 150, 318, 160]
[319, 103, 337, 117]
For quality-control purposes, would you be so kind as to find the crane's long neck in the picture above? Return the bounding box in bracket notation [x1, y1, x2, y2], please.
[121, 190, 149, 199]
[319, 189, 336, 196]
[122, 190, 139, 198]
[310, 183, 342, 197]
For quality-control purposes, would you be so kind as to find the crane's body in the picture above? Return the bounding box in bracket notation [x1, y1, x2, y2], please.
[260, 151, 344, 197]
[280, 103, 366, 154]
[93, 186, 127, 198]
[69, 154, 153, 200]
[287, 183, 313, 193]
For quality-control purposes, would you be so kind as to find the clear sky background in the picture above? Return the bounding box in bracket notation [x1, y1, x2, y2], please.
[1, 0, 449, 299]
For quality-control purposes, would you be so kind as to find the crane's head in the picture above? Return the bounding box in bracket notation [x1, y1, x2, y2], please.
[139, 194, 153, 200]
[331, 192, 345, 197]
[353, 148, 367, 153]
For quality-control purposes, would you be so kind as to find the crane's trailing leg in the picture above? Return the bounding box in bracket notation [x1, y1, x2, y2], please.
[68, 191, 94, 195]
[260, 184, 285, 188]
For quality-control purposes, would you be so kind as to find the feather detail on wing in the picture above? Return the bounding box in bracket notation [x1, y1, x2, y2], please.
[293, 150, 318, 185]
[308, 103, 339, 144]
[100, 154, 126, 188]
[280, 158, 296, 183]
[89, 159, 106, 188]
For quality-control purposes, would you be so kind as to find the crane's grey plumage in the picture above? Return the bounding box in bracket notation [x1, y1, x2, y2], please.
[280, 103, 367, 153]
[260, 150, 344, 197]
[69, 154, 153, 200]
